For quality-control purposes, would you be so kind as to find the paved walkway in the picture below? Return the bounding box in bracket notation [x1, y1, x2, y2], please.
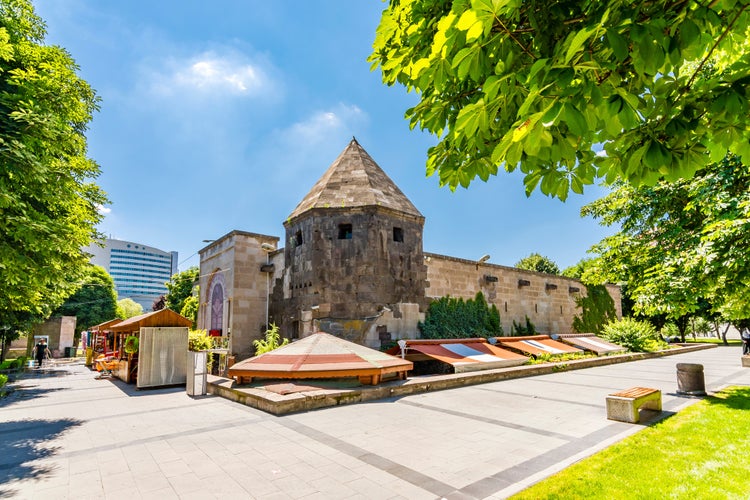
[1, 346, 748, 499]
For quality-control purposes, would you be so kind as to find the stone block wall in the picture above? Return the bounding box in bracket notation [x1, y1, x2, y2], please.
[274, 206, 427, 343]
[29, 316, 76, 357]
[199, 231, 279, 360]
[424, 253, 621, 335]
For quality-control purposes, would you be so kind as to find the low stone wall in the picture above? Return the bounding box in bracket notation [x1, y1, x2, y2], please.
[208, 343, 715, 415]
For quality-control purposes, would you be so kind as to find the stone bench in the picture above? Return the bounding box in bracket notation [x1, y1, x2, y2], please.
[606, 386, 662, 423]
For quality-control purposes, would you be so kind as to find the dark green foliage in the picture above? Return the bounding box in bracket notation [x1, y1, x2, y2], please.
[55, 265, 117, 335]
[572, 284, 617, 334]
[512, 316, 537, 336]
[165, 267, 199, 315]
[419, 292, 502, 339]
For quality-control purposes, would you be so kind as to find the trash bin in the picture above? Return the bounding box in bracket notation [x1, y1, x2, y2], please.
[187, 351, 208, 396]
[676, 363, 706, 395]
[64, 347, 76, 357]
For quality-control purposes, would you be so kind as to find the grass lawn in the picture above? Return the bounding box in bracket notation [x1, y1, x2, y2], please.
[511, 386, 750, 499]
[683, 337, 742, 346]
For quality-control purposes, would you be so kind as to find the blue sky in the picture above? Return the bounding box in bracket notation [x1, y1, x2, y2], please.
[35, 1, 615, 272]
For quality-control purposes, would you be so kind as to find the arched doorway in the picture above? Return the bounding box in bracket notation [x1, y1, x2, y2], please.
[208, 271, 225, 335]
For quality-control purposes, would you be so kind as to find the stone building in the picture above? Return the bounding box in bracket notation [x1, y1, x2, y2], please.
[198, 139, 621, 360]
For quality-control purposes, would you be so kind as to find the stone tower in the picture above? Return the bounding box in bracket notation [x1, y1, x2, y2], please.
[272, 138, 427, 344]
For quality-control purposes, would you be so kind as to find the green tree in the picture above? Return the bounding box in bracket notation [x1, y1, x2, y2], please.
[515, 253, 560, 275]
[562, 258, 595, 279]
[165, 266, 199, 314]
[116, 298, 143, 320]
[0, 309, 38, 362]
[369, 1, 750, 199]
[1, 0, 106, 322]
[582, 154, 750, 326]
[180, 292, 198, 329]
[55, 265, 117, 337]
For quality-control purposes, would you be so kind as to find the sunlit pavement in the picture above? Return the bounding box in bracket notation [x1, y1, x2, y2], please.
[2, 346, 748, 499]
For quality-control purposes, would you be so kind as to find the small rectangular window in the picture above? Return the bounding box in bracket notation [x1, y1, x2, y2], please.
[393, 227, 404, 242]
[295, 230, 303, 246]
[338, 224, 352, 240]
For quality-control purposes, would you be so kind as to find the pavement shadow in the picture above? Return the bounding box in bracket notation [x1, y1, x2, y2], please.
[0, 418, 82, 497]
[0, 385, 64, 409]
[105, 376, 185, 397]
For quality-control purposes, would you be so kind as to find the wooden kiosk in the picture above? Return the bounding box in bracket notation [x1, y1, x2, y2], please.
[109, 309, 192, 388]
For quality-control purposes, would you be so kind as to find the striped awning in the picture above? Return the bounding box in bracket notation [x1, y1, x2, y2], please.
[556, 334, 626, 354]
[386, 338, 527, 373]
[493, 335, 583, 356]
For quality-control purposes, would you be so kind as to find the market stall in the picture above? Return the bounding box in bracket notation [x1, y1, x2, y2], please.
[109, 309, 192, 388]
[86, 318, 122, 367]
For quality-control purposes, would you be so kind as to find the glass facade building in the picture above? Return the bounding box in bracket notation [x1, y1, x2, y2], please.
[85, 238, 178, 310]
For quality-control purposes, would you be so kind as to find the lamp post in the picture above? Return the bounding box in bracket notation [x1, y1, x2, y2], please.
[261, 242, 276, 330]
[476, 254, 490, 270]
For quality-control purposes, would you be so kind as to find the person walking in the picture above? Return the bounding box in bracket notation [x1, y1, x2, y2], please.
[742, 329, 750, 356]
[34, 338, 51, 367]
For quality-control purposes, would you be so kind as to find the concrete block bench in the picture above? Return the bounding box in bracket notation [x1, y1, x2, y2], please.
[606, 387, 662, 423]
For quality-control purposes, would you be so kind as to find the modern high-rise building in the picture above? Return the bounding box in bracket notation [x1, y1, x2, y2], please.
[85, 238, 178, 310]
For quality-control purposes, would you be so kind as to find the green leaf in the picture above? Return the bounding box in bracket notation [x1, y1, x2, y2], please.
[563, 104, 587, 136]
[527, 58, 549, 84]
[606, 29, 629, 62]
[565, 27, 593, 64]
[454, 100, 487, 137]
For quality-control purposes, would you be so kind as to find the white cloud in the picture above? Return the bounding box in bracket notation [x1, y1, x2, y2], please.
[146, 49, 272, 98]
[284, 104, 366, 146]
[96, 204, 112, 215]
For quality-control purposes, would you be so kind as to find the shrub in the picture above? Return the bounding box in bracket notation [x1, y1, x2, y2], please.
[188, 329, 212, 351]
[0, 374, 7, 389]
[602, 318, 665, 352]
[253, 324, 289, 355]
[419, 292, 503, 339]
[512, 316, 537, 336]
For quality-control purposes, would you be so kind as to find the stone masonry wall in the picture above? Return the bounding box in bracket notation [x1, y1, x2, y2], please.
[425, 253, 622, 335]
[274, 207, 427, 344]
[199, 231, 279, 360]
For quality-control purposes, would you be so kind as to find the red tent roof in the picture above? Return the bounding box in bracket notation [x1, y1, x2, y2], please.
[228, 332, 412, 385]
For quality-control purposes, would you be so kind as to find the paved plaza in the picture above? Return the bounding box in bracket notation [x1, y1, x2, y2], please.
[2, 346, 748, 499]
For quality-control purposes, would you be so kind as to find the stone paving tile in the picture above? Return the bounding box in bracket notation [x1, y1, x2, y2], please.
[2, 348, 749, 499]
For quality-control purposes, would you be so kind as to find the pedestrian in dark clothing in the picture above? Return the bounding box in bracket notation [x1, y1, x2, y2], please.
[742, 330, 750, 356]
[34, 339, 51, 367]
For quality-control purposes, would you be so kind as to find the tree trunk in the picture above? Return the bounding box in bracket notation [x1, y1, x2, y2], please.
[676, 315, 690, 343]
[721, 323, 730, 345]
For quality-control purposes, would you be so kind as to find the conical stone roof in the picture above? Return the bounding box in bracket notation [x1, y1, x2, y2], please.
[286, 138, 423, 224]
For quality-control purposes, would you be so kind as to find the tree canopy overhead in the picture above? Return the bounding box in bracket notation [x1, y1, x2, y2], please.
[370, 0, 750, 199]
[1, 0, 106, 321]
